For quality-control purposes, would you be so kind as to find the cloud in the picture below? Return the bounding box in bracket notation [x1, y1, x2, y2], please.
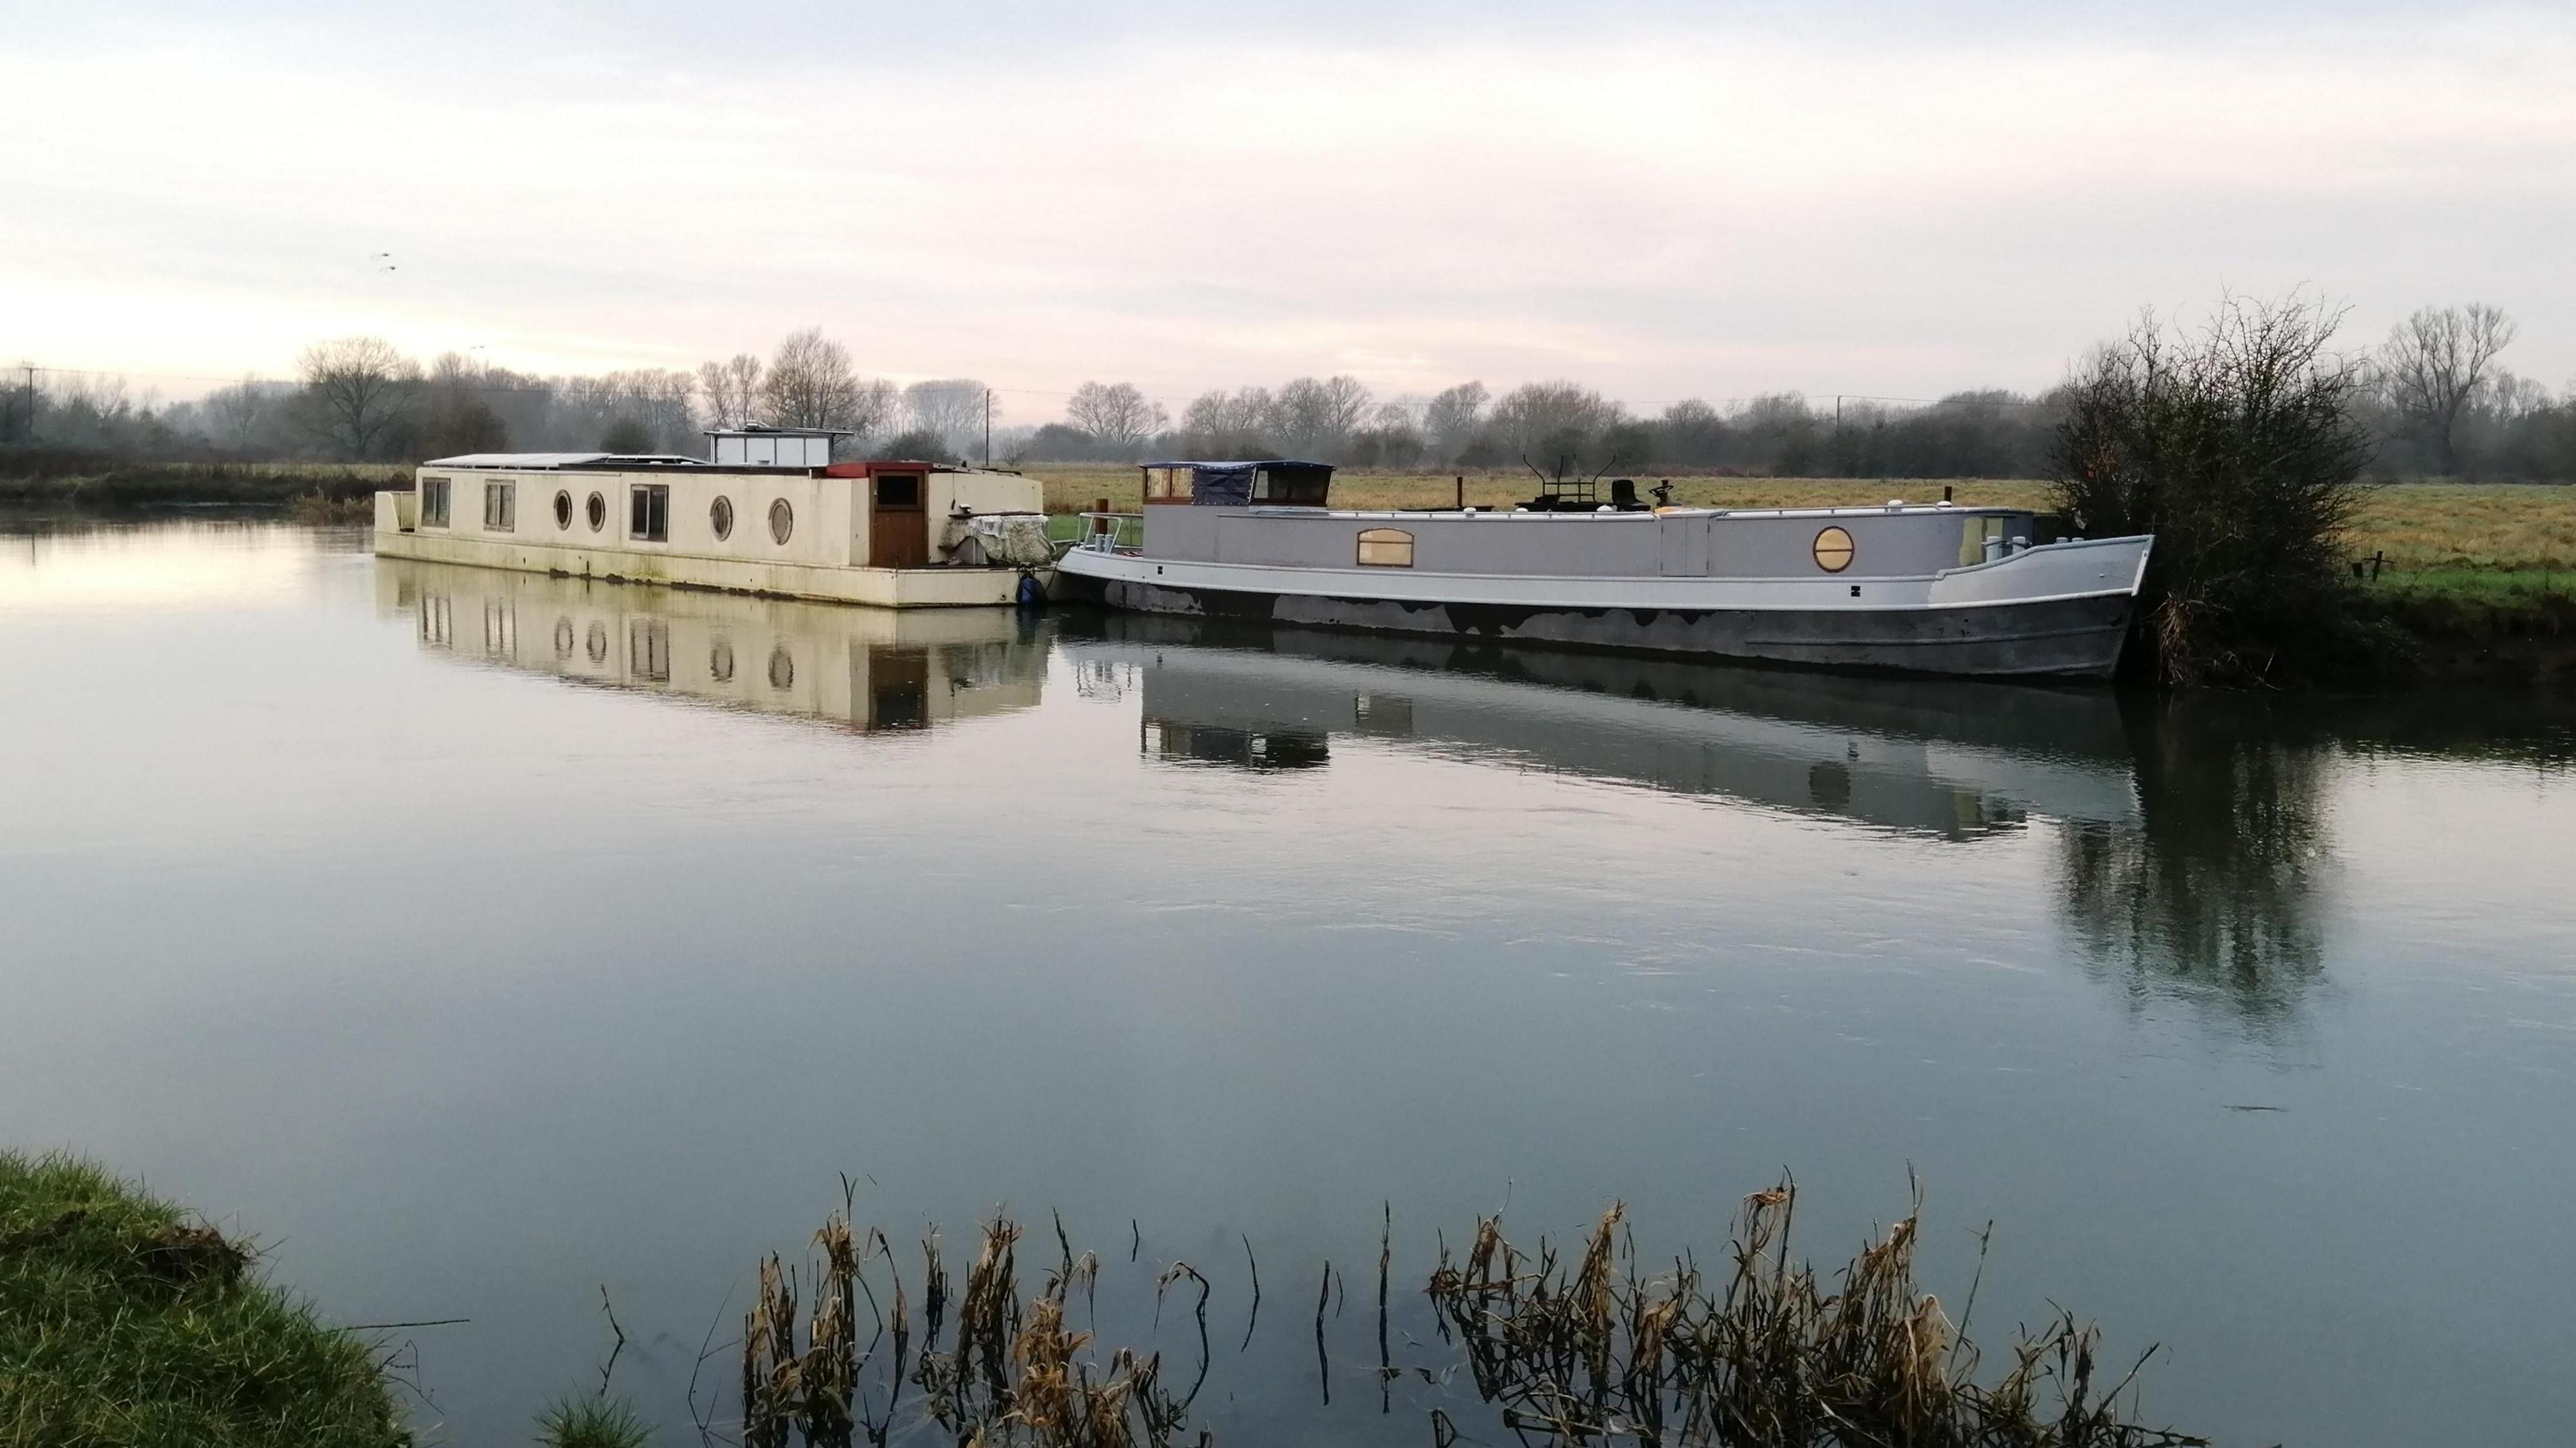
[4, 3, 2570, 406]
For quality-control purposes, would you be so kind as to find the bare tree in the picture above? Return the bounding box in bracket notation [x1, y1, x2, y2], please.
[697, 353, 763, 430]
[1179, 387, 1278, 457]
[298, 336, 419, 459]
[1489, 380, 1627, 479]
[203, 376, 268, 451]
[1274, 375, 1373, 457]
[1424, 382, 1489, 461]
[1063, 381, 1167, 456]
[2377, 303, 2517, 475]
[904, 379, 989, 459]
[759, 328, 865, 431]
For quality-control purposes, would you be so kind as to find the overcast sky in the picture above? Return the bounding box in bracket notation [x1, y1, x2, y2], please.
[5, 1, 2570, 414]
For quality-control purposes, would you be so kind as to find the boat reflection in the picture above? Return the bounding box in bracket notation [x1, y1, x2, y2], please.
[1063, 615, 2142, 838]
[377, 558, 1047, 733]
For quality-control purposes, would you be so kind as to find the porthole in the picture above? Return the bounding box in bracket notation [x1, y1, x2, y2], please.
[710, 639, 736, 683]
[711, 495, 735, 541]
[586, 621, 608, 663]
[553, 618, 574, 658]
[585, 492, 606, 532]
[768, 498, 794, 545]
[1813, 526, 1855, 573]
[767, 647, 795, 689]
[553, 490, 572, 529]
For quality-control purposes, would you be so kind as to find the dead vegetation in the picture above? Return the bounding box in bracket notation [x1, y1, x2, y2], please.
[723, 1179, 2204, 1448]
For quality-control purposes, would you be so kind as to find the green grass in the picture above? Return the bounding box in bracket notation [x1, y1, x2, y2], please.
[0, 1150, 407, 1448]
[535, 1395, 652, 1448]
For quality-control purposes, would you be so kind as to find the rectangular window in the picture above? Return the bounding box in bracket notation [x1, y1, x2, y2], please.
[421, 476, 451, 527]
[629, 484, 669, 541]
[874, 474, 920, 508]
[1144, 466, 1193, 502]
[1958, 516, 2006, 566]
[1356, 527, 1415, 567]
[482, 480, 515, 531]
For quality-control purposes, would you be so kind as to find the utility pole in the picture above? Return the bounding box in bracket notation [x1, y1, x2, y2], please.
[983, 388, 991, 467]
[17, 364, 33, 445]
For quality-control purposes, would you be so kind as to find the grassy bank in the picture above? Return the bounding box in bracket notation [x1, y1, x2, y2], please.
[0, 455, 401, 514]
[0, 1150, 406, 1448]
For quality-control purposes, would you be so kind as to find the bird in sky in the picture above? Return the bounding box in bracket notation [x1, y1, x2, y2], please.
[371, 252, 396, 272]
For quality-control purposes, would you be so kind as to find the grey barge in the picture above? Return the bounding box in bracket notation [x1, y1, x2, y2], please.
[1051, 462, 2152, 679]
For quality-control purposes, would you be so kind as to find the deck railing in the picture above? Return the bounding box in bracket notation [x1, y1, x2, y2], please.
[1069, 511, 1144, 555]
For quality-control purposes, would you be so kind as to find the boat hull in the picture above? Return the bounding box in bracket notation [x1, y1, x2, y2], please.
[1055, 567, 2137, 678]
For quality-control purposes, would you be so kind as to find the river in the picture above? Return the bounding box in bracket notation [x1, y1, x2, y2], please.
[2, 517, 2571, 1446]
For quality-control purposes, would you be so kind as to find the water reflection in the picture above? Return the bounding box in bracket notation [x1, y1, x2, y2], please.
[2059, 698, 2334, 1033]
[1065, 615, 2142, 838]
[376, 559, 1046, 734]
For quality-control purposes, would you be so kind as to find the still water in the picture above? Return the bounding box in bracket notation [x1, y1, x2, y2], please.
[3, 518, 2572, 1446]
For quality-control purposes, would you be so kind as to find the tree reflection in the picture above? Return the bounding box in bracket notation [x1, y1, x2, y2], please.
[2059, 697, 2334, 1035]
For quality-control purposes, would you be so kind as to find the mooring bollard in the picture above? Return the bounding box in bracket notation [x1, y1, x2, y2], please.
[1093, 496, 1111, 535]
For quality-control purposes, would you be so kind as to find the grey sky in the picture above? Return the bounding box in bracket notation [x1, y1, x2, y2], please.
[5, 1, 2569, 412]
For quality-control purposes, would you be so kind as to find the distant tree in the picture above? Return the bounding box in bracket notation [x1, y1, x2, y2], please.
[2051, 293, 2376, 687]
[873, 427, 953, 462]
[599, 417, 654, 453]
[1656, 399, 1729, 467]
[1020, 423, 1102, 461]
[904, 379, 989, 459]
[1273, 375, 1372, 457]
[1489, 380, 1627, 481]
[2376, 304, 2517, 476]
[1063, 381, 1167, 455]
[202, 376, 270, 451]
[698, 353, 763, 429]
[1179, 388, 1278, 458]
[297, 336, 418, 459]
[1424, 382, 1489, 461]
[761, 328, 881, 433]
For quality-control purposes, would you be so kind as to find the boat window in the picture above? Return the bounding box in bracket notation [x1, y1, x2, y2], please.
[711, 495, 735, 541]
[630, 484, 670, 542]
[769, 498, 794, 545]
[1357, 527, 1415, 567]
[1144, 466, 1193, 502]
[553, 490, 572, 529]
[420, 476, 451, 528]
[482, 480, 515, 532]
[1813, 526, 1855, 573]
[874, 475, 920, 508]
[586, 492, 606, 532]
[1259, 468, 1331, 507]
[1957, 516, 2005, 565]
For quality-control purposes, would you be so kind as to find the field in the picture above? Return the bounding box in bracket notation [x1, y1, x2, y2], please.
[1023, 465, 2576, 586]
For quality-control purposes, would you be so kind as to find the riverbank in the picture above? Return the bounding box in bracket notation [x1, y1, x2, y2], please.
[0, 455, 398, 516]
[0, 1150, 407, 1448]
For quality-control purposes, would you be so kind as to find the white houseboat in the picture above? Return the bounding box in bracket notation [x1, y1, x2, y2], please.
[1053, 462, 2153, 678]
[373, 427, 1052, 608]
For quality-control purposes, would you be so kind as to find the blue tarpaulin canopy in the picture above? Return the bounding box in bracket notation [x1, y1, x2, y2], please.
[1141, 460, 1334, 506]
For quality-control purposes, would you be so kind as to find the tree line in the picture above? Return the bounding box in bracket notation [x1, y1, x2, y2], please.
[3, 305, 2569, 481]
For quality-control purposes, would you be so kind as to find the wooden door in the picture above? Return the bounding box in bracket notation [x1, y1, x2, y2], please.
[869, 474, 928, 568]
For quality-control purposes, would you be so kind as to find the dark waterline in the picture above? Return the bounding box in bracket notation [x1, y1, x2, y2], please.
[2, 518, 2571, 1446]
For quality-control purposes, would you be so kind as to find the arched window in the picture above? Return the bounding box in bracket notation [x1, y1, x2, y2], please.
[1812, 526, 1855, 573]
[1356, 528, 1415, 567]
